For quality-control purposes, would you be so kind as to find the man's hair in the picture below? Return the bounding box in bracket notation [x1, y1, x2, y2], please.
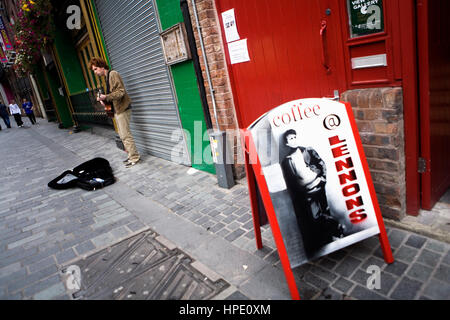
[88, 57, 109, 70]
[282, 129, 297, 144]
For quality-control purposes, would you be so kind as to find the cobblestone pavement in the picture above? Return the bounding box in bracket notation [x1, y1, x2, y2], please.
[0, 120, 449, 300]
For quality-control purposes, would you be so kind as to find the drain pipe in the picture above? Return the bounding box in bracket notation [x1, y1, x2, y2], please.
[184, 0, 235, 189]
[191, 0, 220, 130]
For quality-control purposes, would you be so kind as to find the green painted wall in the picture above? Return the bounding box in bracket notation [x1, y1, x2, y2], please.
[44, 65, 73, 128]
[156, 0, 215, 174]
[53, 28, 87, 95]
[33, 66, 49, 100]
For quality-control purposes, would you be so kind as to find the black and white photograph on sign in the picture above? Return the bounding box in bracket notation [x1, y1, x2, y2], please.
[248, 99, 380, 268]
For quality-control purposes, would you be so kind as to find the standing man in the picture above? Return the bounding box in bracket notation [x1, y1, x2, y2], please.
[0, 101, 11, 128]
[280, 129, 344, 258]
[22, 98, 36, 125]
[89, 57, 140, 167]
[9, 100, 23, 128]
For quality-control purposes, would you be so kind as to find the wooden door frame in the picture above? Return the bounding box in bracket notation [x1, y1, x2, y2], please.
[416, 0, 431, 210]
[394, 0, 421, 216]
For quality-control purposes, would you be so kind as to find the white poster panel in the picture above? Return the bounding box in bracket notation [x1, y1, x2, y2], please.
[249, 99, 380, 267]
[221, 9, 240, 43]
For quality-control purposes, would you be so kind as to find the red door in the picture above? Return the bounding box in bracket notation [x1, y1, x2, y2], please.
[215, 0, 347, 128]
[417, 0, 450, 210]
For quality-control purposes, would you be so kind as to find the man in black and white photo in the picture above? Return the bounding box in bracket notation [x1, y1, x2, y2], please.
[280, 129, 344, 258]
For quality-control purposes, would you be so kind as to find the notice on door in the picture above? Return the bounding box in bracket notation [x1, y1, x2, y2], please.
[221, 9, 240, 43]
[347, 0, 384, 38]
[228, 39, 250, 65]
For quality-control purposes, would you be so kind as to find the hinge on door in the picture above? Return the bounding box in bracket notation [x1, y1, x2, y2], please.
[323, 90, 340, 101]
[418, 157, 427, 173]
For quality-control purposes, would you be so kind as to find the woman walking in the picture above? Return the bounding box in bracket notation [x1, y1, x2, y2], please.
[9, 100, 23, 127]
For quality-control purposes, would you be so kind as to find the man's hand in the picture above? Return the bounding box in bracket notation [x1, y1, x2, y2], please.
[97, 94, 107, 101]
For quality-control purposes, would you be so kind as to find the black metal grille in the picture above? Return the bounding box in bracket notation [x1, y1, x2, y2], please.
[70, 90, 113, 127]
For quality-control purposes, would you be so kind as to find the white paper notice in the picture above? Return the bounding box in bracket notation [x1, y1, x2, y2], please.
[228, 39, 250, 65]
[222, 9, 240, 43]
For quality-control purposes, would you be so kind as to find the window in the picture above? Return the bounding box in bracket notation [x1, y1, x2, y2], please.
[76, 35, 105, 91]
[347, 0, 384, 38]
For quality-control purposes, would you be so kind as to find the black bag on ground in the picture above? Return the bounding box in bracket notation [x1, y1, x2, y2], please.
[48, 158, 115, 191]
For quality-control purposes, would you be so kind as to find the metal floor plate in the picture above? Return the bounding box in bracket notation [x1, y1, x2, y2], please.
[61, 231, 229, 300]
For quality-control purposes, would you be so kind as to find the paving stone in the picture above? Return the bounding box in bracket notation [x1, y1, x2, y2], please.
[253, 246, 274, 260]
[390, 277, 423, 300]
[0, 268, 28, 288]
[225, 228, 245, 242]
[34, 282, 66, 300]
[407, 263, 434, 282]
[332, 277, 354, 294]
[22, 246, 59, 266]
[209, 222, 226, 234]
[23, 274, 61, 298]
[28, 256, 56, 274]
[317, 287, 343, 300]
[383, 260, 409, 277]
[351, 269, 371, 287]
[405, 234, 427, 249]
[433, 264, 450, 283]
[425, 240, 446, 253]
[442, 251, 450, 265]
[417, 249, 442, 267]
[422, 279, 450, 299]
[110, 226, 132, 239]
[224, 291, 250, 300]
[0, 247, 39, 269]
[56, 248, 77, 265]
[296, 280, 321, 300]
[126, 220, 147, 232]
[328, 249, 348, 261]
[350, 285, 386, 300]
[388, 229, 408, 248]
[334, 256, 362, 278]
[0, 262, 23, 279]
[304, 272, 331, 290]
[362, 256, 386, 271]
[317, 257, 338, 271]
[74, 241, 96, 255]
[309, 265, 338, 282]
[7, 231, 46, 250]
[395, 245, 419, 262]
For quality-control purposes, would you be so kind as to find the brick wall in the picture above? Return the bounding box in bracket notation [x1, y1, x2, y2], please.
[187, 0, 246, 179]
[341, 88, 406, 220]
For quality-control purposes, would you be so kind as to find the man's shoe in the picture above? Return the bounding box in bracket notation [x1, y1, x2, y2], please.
[125, 159, 140, 168]
[123, 159, 130, 163]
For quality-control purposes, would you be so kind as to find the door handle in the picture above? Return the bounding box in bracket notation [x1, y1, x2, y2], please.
[320, 20, 331, 74]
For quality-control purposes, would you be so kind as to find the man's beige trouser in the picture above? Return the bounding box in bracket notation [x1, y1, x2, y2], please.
[115, 109, 140, 163]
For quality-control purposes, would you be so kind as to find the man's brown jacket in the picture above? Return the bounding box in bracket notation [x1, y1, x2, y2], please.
[106, 70, 131, 114]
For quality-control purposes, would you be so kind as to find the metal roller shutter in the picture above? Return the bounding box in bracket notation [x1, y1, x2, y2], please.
[94, 0, 190, 165]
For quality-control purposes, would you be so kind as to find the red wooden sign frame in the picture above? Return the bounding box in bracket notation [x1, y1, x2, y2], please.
[240, 102, 394, 300]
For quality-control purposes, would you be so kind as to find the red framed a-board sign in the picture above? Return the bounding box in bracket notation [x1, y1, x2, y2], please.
[241, 99, 394, 300]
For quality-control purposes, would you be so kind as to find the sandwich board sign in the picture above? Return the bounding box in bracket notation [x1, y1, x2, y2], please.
[241, 98, 393, 300]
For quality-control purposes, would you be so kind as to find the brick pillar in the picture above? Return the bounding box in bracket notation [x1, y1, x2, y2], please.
[341, 88, 406, 220]
[187, 0, 245, 179]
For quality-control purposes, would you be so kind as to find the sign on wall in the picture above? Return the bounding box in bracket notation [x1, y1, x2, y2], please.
[247, 98, 390, 268]
[347, 0, 384, 38]
[0, 16, 13, 51]
[160, 23, 191, 66]
[0, 47, 7, 63]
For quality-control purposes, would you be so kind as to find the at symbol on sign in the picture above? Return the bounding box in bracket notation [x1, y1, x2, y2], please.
[323, 114, 341, 130]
